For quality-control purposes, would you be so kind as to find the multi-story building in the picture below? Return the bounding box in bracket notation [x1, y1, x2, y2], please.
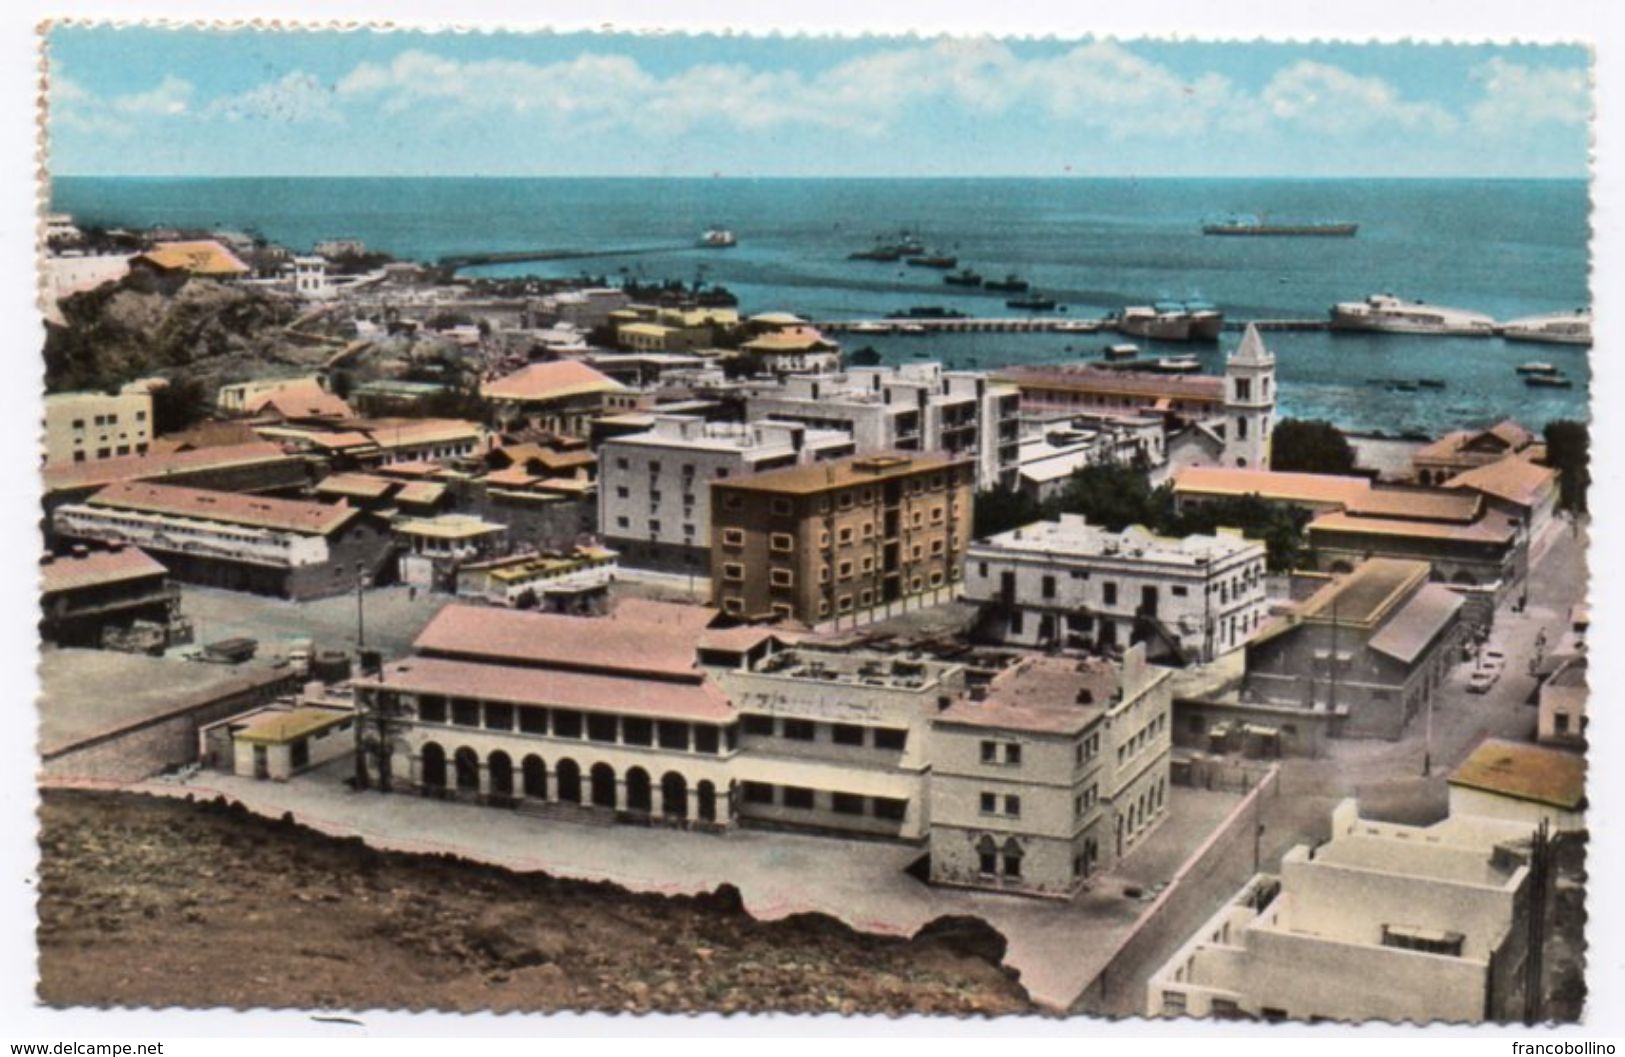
[41, 440, 311, 517]
[709, 452, 974, 628]
[714, 646, 965, 841]
[1240, 558, 1466, 741]
[42, 385, 155, 466]
[735, 326, 842, 376]
[1148, 798, 1544, 1024]
[1411, 419, 1538, 486]
[599, 415, 855, 573]
[52, 481, 394, 600]
[1017, 412, 1167, 502]
[481, 360, 625, 435]
[929, 643, 1172, 897]
[964, 515, 1269, 663]
[743, 363, 1022, 491]
[38, 544, 184, 650]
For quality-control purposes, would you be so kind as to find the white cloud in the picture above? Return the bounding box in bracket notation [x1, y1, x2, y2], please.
[1262, 61, 1456, 135]
[1470, 57, 1590, 133]
[206, 71, 342, 125]
[111, 75, 194, 117]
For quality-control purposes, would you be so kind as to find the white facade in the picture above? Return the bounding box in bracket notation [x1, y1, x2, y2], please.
[1148, 799, 1539, 1024]
[743, 363, 1022, 491]
[964, 515, 1269, 662]
[598, 414, 854, 571]
[42, 387, 154, 465]
[1223, 324, 1276, 470]
[1016, 413, 1167, 502]
[290, 255, 332, 299]
[52, 502, 336, 570]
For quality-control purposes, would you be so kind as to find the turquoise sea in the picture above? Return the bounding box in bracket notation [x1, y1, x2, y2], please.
[49, 177, 1592, 435]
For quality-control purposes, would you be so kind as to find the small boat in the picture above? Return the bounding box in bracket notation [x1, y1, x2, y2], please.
[899, 324, 928, 335]
[886, 306, 968, 320]
[943, 269, 983, 287]
[1416, 378, 1447, 390]
[850, 321, 894, 335]
[984, 273, 1030, 293]
[1525, 372, 1574, 389]
[1149, 355, 1203, 374]
[1516, 362, 1559, 376]
[906, 254, 958, 269]
[1008, 295, 1058, 311]
[1104, 343, 1140, 361]
[698, 227, 736, 248]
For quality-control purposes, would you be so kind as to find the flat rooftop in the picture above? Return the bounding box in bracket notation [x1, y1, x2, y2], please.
[745, 648, 953, 690]
[938, 656, 1116, 735]
[714, 451, 969, 496]
[974, 515, 1262, 566]
[1450, 738, 1586, 811]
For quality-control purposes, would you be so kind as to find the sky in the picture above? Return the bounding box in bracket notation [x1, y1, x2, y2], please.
[43, 28, 1593, 178]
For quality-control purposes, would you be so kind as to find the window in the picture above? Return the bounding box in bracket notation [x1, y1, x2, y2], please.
[873, 728, 906, 751]
[981, 740, 997, 763]
[451, 699, 480, 727]
[782, 719, 815, 741]
[742, 714, 775, 736]
[770, 567, 794, 588]
[722, 528, 745, 547]
[694, 726, 721, 754]
[658, 721, 689, 750]
[980, 792, 997, 814]
[1004, 795, 1021, 818]
[1103, 582, 1118, 606]
[722, 596, 745, 615]
[833, 724, 865, 746]
[722, 562, 745, 581]
[838, 527, 854, 544]
[782, 786, 815, 810]
[615, 516, 629, 529]
[769, 533, 794, 553]
[979, 851, 998, 875]
[616, 486, 629, 499]
[832, 792, 865, 815]
[872, 798, 906, 820]
[622, 717, 653, 746]
[552, 709, 583, 739]
[1171, 585, 1188, 597]
[1005, 744, 1022, 765]
[743, 781, 775, 804]
[1003, 853, 1022, 878]
[418, 695, 447, 723]
[587, 714, 617, 742]
[1042, 575, 1056, 599]
[770, 498, 793, 516]
[484, 703, 514, 731]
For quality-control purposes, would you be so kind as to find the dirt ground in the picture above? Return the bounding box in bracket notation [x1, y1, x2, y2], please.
[35, 789, 1033, 1017]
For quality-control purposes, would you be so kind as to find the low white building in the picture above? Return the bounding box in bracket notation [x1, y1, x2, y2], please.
[1148, 798, 1546, 1024]
[1447, 737, 1586, 833]
[598, 414, 854, 573]
[394, 514, 509, 590]
[1016, 413, 1167, 503]
[289, 255, 332, 299]
[964, 515, 1269, 663]
[744, 362, 1022, 491]
[455, 546, 619, 609]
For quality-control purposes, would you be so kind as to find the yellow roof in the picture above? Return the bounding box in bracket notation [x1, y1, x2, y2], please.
[395, 515, 506, 540]
[235, 707, 351, 745]
[141, 240, 250, 277]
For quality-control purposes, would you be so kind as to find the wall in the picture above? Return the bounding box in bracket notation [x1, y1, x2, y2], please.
[1447, 785, 1586, 834]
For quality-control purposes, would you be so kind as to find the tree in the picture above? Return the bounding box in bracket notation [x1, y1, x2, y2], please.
[972, 486, 1041, 540]
[1044, 463, 1171, 532]
[1544, 419, 1590, 514]
[1269, 419, 1357, 476]
[1169, 494, 1312, 572]
[150, 375, 209, 435]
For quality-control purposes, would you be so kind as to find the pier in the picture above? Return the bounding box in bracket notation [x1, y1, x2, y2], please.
[440, 243, 694, 270]
[816, 317, 1331, 335]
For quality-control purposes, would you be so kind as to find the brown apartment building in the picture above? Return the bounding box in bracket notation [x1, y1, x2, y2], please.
[709, 452, 974, 629]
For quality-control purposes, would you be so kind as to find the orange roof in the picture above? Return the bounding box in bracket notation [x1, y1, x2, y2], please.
[86, 480, 358, 536]
[42, 441, 296, 494]
[482, 360, 623, 403]
[394, 481, 447, 506]
[39, 546, 168, 595]
[1173, 467, 1371, 507]
[1346, 487, 1482, 524]
[740, 327, 838, 353]
[364, 418, 484, 448]
[1296, 558, 1432, 627]
[248, 379, 354, 420]
[139, 240, 250, 277]
[1446, 457, 1559, 509]
[937, 656, 1116, 735]
[413, 602, 709, 681]
[996, 364, 1225, 403]
[1307, 510, 1519, 545]
[714, 451, 969, 497]
[300, 431, 378, 451]
[484, 466, 539, 488]
[371, 656, 733, 723]
[315, 472, 397, 500]
[1449, 737, 1585, 810]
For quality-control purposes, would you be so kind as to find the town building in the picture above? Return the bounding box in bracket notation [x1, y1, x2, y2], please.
[964, 515, 1269, 663]
[929, 644, 1172, 896]
[735, 326, 842, 376]
[42, 384, 155, 465]
[257, 417, 488, 467]
[347, 379, 453, 416]
[534, 287, 632, 331]
[314, 238, 367, 258]
[481, 360, 625, 435]
[1017, 413, 1166, 502]
[454, 546, 619, 611]
[715, 645, 966, 841]
[128, 239, 251, 291]
[710, 452, 974, 628]
[1537, 656, 1587, 749]
[41, 440, 313, 515]
[355, 600, 742, 827]
[289, 255, 332, 299]
[742, 363, 1022, 491]
[599, 415, 855, 573]
[1448, 738, 1586, 833]
[1445, 456, 1560, 546]
[39, 649, 300, 783]
[1239, 559, 1465, 741]
[1411, 419, 1539, 486]
[995, 364, 1226, 422]
[218, 701, 357, 780]
[1148, 798, 1545, 1024]
[394, 514, 509, 591]
[38, 544, 186, 651]
[219, 377, 353, 422]
[52, 480, 394, 600]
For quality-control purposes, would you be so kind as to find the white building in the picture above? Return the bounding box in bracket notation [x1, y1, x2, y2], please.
[1223, 323, 1276, 469]
[743, 362, 1022, 491]
[1016, 413, 1167, 503]
[929, 643, 1172, 896]
[598, 414, 854, 573]
[1148, 798, 1545, 1024]
[289, 255, 332, 299]
[964, 515, 1269, 663]
[1447, 738, 1586, 833]
[42, 384, 154, 465]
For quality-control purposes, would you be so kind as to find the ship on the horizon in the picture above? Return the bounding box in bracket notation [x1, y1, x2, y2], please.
[848, 229, 927, 262]
[698, 226, 737, 248]
[1203, 213, 1359, 237]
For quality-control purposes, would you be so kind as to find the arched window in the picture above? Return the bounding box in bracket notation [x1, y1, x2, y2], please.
[697, 780, 718, 823]
[522, 755, 546, 799]
[590, 763, 617, 809]
[1001, 837, 1024, 879]
[488, 751, 513, 797]
[662, 771, 689, 818]
[556, 758, 582, 803]
[454, 748, 480, 793]
[420, 742, 446, 789]
[976, 834, 998, 876]
[625, 767, 652, 813]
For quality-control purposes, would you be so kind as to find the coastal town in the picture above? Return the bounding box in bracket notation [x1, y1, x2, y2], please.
[32, 209, 1591, 1023]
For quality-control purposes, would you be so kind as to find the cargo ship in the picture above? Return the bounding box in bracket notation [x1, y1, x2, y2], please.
[906, 253, 958, 269]
[943, 269, 983, 287]
[984, 273, 1030, 293]
[1203, 214, 1358, 237]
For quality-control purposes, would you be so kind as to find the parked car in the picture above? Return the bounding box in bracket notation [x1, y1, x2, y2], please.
[1481, 648, 1507, 673]
[1468, 669, 1499, 694]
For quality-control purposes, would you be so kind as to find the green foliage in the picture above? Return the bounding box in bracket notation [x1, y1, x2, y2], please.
[151, 376, 210, 435]
[1543, 419, 1590, 514]
[972, 486, 1042, 540]
[1269, 419, 1357, 476]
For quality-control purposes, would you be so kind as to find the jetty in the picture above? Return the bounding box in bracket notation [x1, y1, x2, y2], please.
[439, 243, 693, 270]
[816, 317, 1331, 335]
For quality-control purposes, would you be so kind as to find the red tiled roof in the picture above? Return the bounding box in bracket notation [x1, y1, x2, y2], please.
[315, 472, 397, 500]
[86, 480, 359, 536]
[1307, 510, 1519, 545]
[1347, 488, 1482, 524]
[395, 481, 447, 506]
[41, 441, 296, 494]
[250, 379, 354, 420]
[372, 656, 734, 723]
[413, 602, 712, 681]
[39, 546, 168, 595]
[937, 656, 1116, 735]
[1446, 457, 1559, 509]
[996, 364, 1226, 402]
[482, 361, 622, 403]
[1173, 467, 1372, 507]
